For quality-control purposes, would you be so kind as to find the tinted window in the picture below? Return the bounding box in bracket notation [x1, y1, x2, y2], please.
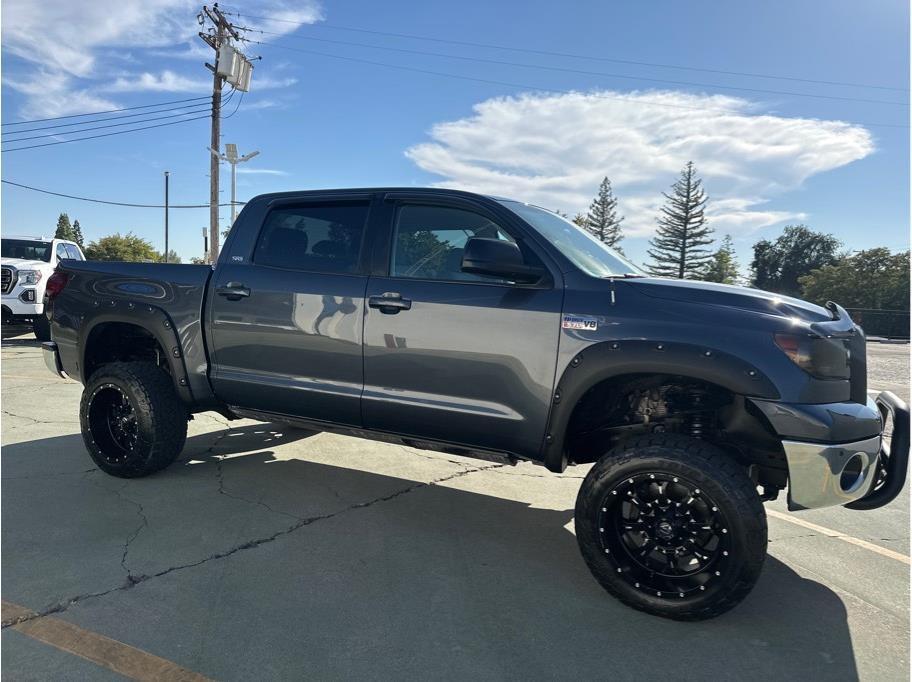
[255, 203, 368, 273]
[56, 243, 71, 260]
[65, 244, 84, 260]
[499, 201, 644, 277]
[1, 239, 52, 262]
[391, 205, 518, 282]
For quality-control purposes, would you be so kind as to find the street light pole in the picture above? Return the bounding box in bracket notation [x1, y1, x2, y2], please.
[230, 160, 237, 225]
[164, 171, 170, 263]
[210, 143, 260, 226]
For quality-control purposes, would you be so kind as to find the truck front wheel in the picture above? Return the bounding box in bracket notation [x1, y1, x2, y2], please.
[575, 434, 767, 620]
[80, 362, 187, 478]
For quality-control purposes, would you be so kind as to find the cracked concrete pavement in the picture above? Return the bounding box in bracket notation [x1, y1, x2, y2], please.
[1, 329, 909, 680]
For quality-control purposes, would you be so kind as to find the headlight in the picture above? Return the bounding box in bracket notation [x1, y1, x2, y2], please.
[774, 333, 850, 379]
[18, 270, 42, 285]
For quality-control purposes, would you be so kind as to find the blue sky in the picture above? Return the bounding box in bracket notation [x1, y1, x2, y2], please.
[1, 0, 909, 268]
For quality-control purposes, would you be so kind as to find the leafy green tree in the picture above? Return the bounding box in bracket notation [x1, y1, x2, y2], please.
[585, 177, 624, 249]
[395, 230, 449, 277]
[703, 235, 740, 284]
[84, 233, 159, 262]
[799, 248, 910, 311]
[647, 161, 713, 278]
[55, 213, 75, 241]
[71, 219, 84, 247]
[190, 256, 209, 265]
[158, 249, 182, 264]
[750, 225, 841, 296]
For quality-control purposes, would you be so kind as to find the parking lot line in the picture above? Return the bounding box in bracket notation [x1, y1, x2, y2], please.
[1, 601, 211, 681]
[766, 509, 911, 565]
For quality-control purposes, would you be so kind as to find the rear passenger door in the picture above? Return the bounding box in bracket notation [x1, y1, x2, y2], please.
[207, 197, 372, 425]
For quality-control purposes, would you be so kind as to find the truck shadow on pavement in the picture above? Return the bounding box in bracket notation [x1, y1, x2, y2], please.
[1, 327, 39, 346]
[2, 425, 860, 680]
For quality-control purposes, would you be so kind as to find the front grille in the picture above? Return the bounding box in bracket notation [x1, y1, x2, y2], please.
[1, 266, 15, 294]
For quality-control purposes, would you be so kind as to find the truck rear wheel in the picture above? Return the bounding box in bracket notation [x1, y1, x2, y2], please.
[80, 362, 187, 478]
[574, 434, 767, 620]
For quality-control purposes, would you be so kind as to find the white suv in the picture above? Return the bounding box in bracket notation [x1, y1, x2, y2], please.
[2, 235, 85, 340]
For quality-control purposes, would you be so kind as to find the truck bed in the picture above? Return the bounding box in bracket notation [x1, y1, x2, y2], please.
[51, 260, 214, 404]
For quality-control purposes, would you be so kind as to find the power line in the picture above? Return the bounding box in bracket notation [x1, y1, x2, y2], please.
[1, 93, 232, 135]
[226, 11, 909, 93]
[1, 115, 210, 153]
[240, 29, 907, 107]
[1, 95, 212, 127]
[2, 106, 213, 143]
[222, 91, 245, 119]
[1, 179, 242, 208]
[244, 39, 910, 130]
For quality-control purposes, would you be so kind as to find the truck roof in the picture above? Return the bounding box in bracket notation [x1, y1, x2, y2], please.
[246, 187, 515, 204]
[2, 235, 53, 241]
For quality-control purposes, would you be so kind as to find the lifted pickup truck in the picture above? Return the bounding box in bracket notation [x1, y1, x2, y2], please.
[42, 188, 909, 620]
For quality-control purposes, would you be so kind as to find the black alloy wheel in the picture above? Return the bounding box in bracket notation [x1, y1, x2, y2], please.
[575, 434, 767, 620]
[597, 472, 730, 599]
[87, 384, 140, 466]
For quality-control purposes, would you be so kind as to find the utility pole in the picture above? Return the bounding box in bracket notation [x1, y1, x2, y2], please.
[198, 4, 240, 264]
[202, 227, 209, 262]
[164, 171, 170, 263]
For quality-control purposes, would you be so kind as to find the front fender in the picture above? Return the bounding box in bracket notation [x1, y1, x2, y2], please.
[540, 339, 779, 472]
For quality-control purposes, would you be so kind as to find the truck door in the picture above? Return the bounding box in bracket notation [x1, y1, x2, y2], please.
[207, 197, 372, 425]
[361, 196, 563, 460]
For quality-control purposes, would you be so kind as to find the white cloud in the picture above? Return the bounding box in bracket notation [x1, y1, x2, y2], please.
[236, 168, 288, 175]
[405, 90, 874, 238]
[105, 70, 210, 93]
[1, 0, 321, 117]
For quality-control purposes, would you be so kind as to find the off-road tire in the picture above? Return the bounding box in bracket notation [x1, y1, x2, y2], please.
[575, 434, 767, 620]
[32, 315, 51, 342]
[80, 362, 187, 478]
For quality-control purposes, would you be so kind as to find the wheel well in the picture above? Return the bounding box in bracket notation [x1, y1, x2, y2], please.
[563, 373, 787, 488]
[83, 322, 170, 381]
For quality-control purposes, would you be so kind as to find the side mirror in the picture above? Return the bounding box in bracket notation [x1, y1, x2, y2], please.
[461, 237, 545, 284]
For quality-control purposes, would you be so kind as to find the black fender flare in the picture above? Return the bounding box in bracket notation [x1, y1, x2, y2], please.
[540, 339, 780, 472]
[80, 307, 196, 405]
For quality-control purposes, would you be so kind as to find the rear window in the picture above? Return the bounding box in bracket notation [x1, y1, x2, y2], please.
[254, 203, 369, 274]
[1, 239, 52, 262]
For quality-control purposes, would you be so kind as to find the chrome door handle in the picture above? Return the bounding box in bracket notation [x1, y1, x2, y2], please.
[216, 282, 250, 300]
[368, 292, 411, 314]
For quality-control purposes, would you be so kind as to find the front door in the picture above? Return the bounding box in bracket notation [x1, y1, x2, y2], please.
[207, 199, 371, 425]
[362, 199, 563, 459]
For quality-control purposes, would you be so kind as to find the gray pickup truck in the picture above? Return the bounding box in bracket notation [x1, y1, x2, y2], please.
[42, 187, 908, 620]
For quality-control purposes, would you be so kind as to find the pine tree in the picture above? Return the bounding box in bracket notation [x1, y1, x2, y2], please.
[572, 213, 587, 228]
[703, 235, 740, 284]
[55, 213, 74, 241]
[585, 177, 624, 249]
[647, 161, 713, 278]
[72, 219, 84, 247]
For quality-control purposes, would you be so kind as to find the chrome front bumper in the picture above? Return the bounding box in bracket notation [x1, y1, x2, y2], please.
[782, 392, 909, 511]
[783, 435, 881, 510]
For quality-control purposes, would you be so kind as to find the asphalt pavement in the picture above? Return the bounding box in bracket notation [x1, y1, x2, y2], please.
[1, 330, 908, 680]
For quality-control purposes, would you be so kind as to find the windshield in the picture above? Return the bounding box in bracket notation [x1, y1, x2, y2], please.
[499, 201, 645, 277]
[1, 239, 53, 262]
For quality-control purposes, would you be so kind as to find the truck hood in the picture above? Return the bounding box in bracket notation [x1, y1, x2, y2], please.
[632, 277, 832, 323]
[0, 257, 48, 270]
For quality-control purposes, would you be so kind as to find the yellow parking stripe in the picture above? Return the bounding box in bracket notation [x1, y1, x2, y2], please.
[2, 601, 211, 681]
[767, 510, 911, 565]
